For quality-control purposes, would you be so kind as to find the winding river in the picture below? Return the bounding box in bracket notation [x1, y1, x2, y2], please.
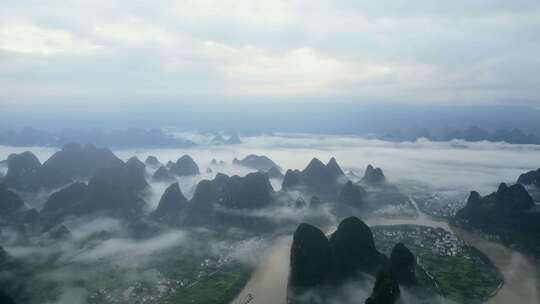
[232, 201, 539, 304]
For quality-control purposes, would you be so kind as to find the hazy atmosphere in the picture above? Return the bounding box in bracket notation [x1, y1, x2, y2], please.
[1, 2, 540, 304]
[2, 1, 540, 108]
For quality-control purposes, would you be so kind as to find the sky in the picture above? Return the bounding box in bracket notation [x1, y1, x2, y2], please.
[1, 0, 540, 109]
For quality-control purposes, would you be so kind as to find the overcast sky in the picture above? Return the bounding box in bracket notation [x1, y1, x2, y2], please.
[1, 0, 540, 108]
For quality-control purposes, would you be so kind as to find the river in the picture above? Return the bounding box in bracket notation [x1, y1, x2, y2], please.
[232, 200, 539, 304]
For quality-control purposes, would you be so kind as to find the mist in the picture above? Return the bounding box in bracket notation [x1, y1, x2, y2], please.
[2, 1, 540, 303]
[2, 104, 540, 138]
[112, 133, 539, 196]
[2, 132, 538, 214]
[1, 132, 539, 304]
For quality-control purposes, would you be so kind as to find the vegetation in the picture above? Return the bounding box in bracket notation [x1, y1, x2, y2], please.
[10, 230, 254, 304]
[372, 225, 503, 304]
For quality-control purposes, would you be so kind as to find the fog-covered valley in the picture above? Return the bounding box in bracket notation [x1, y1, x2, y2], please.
[4, 132, 538, 201]
[4, 0, 540, 302]
[1, 132, 539, 304]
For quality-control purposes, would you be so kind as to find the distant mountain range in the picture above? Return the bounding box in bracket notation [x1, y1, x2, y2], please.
[1, 124, 538, 148]
[382, 125, 540, 144]
[0, 127, 195, 148]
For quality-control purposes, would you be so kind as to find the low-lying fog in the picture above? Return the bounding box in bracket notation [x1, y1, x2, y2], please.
[2, 132, 538, 203]
[1, 132, 539, 304]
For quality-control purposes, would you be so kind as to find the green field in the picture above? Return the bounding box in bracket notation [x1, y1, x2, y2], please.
[11, 230, 255, 304]
[372, 225, 503, 304]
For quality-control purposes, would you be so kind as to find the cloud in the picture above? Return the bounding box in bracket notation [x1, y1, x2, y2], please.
[109, 132, 540, 197]
[0, 24, 101, 54]
[2, 132, 539, 197]
[2, 133, 539, 303]
[69, 231, 187, 265]
[170, 0, 294, 26]
[0, 1, 539, 106]
[201, 44, 371, 95]
[93, 18, 175, 45]
[46, 287, 87, 304]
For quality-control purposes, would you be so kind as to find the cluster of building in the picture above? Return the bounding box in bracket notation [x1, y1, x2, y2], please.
[89, 280, 169, 304]
[374, 225, 466, 257]
[87, 256, 227, 304]
[416, 194, 466, 218]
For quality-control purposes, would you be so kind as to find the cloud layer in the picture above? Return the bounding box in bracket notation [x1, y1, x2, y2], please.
[1, 1, 540, 107]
